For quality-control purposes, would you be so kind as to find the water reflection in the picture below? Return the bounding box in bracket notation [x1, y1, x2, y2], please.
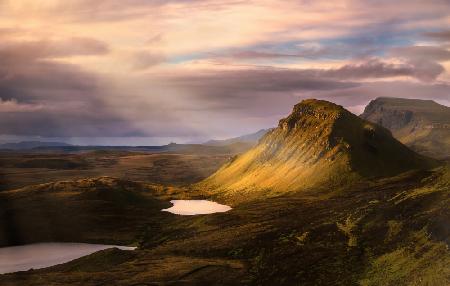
[0, 242, 135, 274]
[162, 200, 231, 215]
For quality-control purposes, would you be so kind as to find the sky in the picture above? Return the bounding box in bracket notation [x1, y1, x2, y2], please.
[0, 0, 449, 145]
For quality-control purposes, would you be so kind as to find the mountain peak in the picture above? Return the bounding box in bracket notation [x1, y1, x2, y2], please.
[200, 99, 436, 202]
[364, 97, 445, 112]
[278, 99, 351, 132]
[361, 97, 450, 159]
[370, 97, 439, 104]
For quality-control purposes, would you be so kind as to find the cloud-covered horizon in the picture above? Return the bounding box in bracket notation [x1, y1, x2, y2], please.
[1, 0, 449, 145]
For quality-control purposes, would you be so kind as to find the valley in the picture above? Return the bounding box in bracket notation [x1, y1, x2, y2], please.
[0, 99, 448, 285]
[0, 150, 233, 191]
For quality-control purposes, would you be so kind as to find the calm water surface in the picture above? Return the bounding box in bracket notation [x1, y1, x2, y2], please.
[162, 200, 231, 215]
[0, 242, 135, 274]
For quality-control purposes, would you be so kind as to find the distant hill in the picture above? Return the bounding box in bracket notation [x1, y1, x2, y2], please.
[204, 129, 270, 146]
[0, 141, 72, 150]
[361, 97, 450, 159]
[200, 99, 436, 202]
[0, 142, 250, 155]
[0, 177, 171, 247]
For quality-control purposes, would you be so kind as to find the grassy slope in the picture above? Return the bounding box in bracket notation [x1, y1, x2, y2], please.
[0, 177, 175, 247]
[0, 151, 231, 191]
[0, 99, 447, 285]
[0, 166, 448, 285]
[200, 99, 435, 203]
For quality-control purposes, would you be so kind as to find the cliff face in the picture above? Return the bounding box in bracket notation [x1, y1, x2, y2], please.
[361, 97, 450, 159]
[200, 99, 434, 201]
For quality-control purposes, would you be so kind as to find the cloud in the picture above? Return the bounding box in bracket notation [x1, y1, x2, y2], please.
[221, 46, 329, 60]
[423, 30, 450, 42]
[214, 40, 385, 62]
[309, 81, 450, 113]
[388, 46, 449, 81]
[0, 37, 109, 62]
[320, 59, 444, 82]
[131, 51, 166, 70]
[0, 99, 43, 112]
[145, 58, 445, 118]
[0, 1, 449, 142]
[390, 46, 450, 62]
[0, 35, 205, 138]
[4, 52, 443, 138]
[0, 38, 137, 137]
[150, 68, 354, 121]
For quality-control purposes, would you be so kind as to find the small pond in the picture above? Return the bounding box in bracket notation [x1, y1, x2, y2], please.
[162, 200, 231, 215]
[0, 242, 135, 274]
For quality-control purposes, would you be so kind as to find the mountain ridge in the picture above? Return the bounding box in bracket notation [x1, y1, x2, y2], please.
[203, 129, 270, 147]
[200, 99, 436, 202]
[0, 141, 73, 150]
[361, 97, 450, 159]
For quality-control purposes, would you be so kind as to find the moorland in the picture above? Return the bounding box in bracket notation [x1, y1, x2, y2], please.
[0, 98, 448, 286]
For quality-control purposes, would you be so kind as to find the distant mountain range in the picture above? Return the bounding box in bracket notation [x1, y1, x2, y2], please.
[204, 129, 270, 146]
[361, 97, 450, 159]
[2, 98, 448, 160]
[0, 133, 267, 154]
[0, 141, 250, 155]
[0, 141, 73, 150]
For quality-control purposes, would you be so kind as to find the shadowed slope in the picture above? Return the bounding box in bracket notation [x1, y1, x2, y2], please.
[361, 97, 450, 159]
[200, 99, 435, 201]
[0, 177, 172, 247]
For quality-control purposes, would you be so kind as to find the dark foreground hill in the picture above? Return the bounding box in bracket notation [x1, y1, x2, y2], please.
[0, 167, 448, 286]
[200, 99, 435, 202]
[361, 97, 450, 159]
[0, 177, 174, 247]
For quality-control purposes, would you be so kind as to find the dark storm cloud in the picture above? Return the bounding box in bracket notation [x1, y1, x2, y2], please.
[144, 57, 448, 123]
[163, 58, 443, 100]
[0, 107, 145, 137]
[0, 80, 145, 137]
[167, 69, 355, 92]
[0, 35, 203, 138]
[158, 68, 354, 115]
[0, 36, 109, 100]
[0, 62, 97, 98]
[3, 41, 447, 138]
[0, 38, 143, 137]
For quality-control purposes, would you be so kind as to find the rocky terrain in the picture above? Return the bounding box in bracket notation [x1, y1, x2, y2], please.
[201, 99, 435, 203]
[361, 97, 450, 159]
